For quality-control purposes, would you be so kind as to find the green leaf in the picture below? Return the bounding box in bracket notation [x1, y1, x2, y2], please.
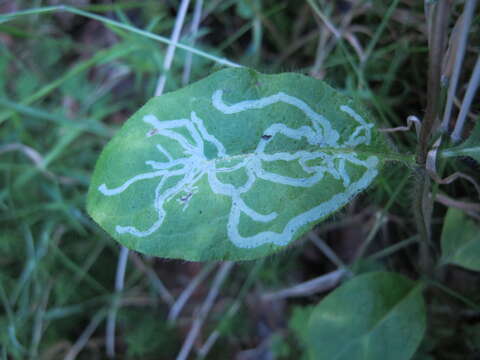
[441, 122, 480, 162]
[87, 68, 392, 261]
[289, 305, 315, 359]
[440, 208, 480, 271]
[307, 272, 426, 360]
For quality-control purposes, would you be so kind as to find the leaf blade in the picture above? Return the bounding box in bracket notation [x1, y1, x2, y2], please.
[87, 68, 391, 260]
[441, 121, 480, 162]
[441, 208, 480, 271]
[307, 272, 426, 360]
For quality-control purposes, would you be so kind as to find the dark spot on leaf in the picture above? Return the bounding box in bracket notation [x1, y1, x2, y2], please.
[261, 134, 272, 140]
[147, 128, 159, 137]
[180, 193, 193, 203]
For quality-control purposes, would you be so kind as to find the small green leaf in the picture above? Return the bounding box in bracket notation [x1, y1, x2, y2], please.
[87, 68, 391, 261]
[440, 208, 480, 271]
[307, 272, 426, 360]
[441, 122, 480, 163]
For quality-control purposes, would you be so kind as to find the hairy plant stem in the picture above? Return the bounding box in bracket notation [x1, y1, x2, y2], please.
[417, 0, 449, 165]
[413, 167, 434, 275]
[414, 0, 449, 275]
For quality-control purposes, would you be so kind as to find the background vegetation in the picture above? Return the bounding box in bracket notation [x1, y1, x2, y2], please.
[0, 0, 479, 359]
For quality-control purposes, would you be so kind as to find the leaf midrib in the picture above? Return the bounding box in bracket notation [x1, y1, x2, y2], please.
[209, 146, 412, 164]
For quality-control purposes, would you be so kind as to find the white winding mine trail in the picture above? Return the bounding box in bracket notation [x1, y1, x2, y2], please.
[98, 90, 378, 248]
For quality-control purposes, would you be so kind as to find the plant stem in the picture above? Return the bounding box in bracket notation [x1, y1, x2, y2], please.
[414, 0, 450, 275]
[413, 167, 434, 275]
[417, 0, 449, 165]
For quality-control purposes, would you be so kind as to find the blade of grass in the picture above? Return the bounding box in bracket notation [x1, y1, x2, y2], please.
[0, 6, 241, 69]
[48, 242, 109, 296]
[354, 170, 411, 261]
[81, 0, 158, 12]
[0, 42, 139, 125]
[105, 246, 129, 359]
[129, 253, 175, 306]
[217, 3, 285, 53]
[44, 295, 111, 321]
[155, 0, 191, 95]
[309, 232, 347, 269]
[0, 128, 82, 202]
[0, 280, 27, 356]
[362, 0, 401, 66]
[182, 0, 204, 85]
[368, 235, 419, 261]
[168, 262, 215, 323]
[0, 98, 112, 137]
[451, 54, 480, 142]
[306, 0, 364, 86]
[64, 309, 108, 360]
[176, 262, 234, 360]
[440, 0, 478, 134]
[197, 260, 264, 359]
[10, 223, 52, 306]
[428, 278, 479, 311]
[29, 282, 51, 360]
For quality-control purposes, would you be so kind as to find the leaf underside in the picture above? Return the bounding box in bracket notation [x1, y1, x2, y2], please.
[87, 68, 389, 261]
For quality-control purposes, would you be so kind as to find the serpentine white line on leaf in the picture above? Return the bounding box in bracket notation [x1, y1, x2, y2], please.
[98, 90, 378, 248]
